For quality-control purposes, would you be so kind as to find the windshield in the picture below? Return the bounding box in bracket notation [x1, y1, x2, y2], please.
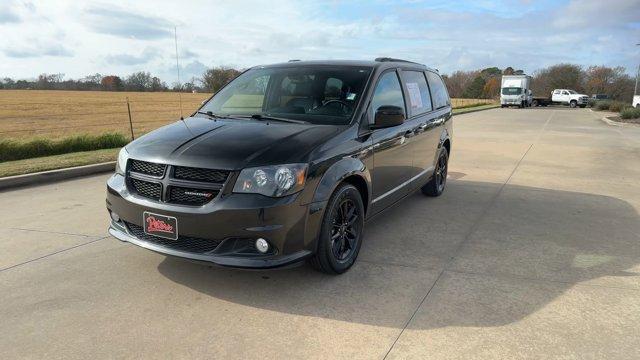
[199, 65, 372, 125]
[502, 87, 522, 95]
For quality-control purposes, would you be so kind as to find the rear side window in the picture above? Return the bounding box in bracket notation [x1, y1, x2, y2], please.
[403, 71, 432, 115]
[425, 71, 450, 109]
[370, 71, 405, 116]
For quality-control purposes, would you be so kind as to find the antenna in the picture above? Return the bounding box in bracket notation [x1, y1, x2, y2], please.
[174, 26, 184, 119]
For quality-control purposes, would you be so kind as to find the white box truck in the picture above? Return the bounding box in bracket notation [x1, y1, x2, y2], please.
[501, 75, 532, 108]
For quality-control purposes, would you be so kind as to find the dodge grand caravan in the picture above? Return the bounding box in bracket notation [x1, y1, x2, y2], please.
[106, 58, 453, 274]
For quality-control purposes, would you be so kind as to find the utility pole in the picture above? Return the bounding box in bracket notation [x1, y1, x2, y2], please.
[635, 44, 640, 94]
[175, 26, 184, 119]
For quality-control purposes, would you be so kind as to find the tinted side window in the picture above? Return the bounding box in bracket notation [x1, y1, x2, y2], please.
[425, 71, 450, 109]
[371, 71, 405, 117]
[403, 71, 432, 115]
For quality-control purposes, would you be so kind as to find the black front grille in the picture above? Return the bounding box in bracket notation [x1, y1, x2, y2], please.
[125, 222, 222, 254]
[174, 166, 229, 183]
[130, 160, 166, 177]
[168, 186, 219, 205]
[130, 178, 162, 200]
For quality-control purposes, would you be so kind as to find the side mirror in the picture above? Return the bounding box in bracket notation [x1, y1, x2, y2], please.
[372, 105, 405, 129]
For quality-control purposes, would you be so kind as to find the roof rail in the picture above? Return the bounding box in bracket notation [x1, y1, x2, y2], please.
[374, 57, 420, 64]
[288, 59, 301, 62]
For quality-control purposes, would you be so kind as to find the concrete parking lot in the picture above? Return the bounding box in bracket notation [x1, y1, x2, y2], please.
[1, 108, 639, 359]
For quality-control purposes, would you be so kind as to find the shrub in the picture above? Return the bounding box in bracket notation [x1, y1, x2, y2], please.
[620, 107, 640, 119]
[0, 132, 128, 162]
[608, 101, 630, 113]
[594, 100, 611, 111]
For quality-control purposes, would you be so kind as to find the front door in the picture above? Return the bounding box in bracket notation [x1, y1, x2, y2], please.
[368, 70, 415, 214]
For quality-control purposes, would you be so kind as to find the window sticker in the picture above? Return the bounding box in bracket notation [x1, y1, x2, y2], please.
[406, 82, 422, 109]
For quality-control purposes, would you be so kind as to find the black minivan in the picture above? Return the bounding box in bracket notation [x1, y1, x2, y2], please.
[106, 58, 453, 274]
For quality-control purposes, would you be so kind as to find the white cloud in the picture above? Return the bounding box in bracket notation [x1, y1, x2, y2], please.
[0, 0, 638, 81]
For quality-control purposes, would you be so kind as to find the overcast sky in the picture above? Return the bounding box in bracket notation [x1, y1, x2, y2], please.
[1, 0, 639, 83]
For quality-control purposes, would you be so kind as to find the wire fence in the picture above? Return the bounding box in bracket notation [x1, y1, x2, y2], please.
[0, 90, 495, 142]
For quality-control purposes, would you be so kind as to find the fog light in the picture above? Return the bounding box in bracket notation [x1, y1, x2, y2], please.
[110, 211, 120, 222]
[255, 238, 269, 254]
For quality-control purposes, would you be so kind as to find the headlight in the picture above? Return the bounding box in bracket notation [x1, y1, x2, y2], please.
[116, 147, 129, 175]
[233, 164, 307, 197]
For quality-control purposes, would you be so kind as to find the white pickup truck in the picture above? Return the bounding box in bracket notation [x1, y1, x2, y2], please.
[532, 89, 589, 108]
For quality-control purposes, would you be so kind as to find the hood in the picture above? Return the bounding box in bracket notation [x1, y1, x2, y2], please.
[126, 116, 341, 170]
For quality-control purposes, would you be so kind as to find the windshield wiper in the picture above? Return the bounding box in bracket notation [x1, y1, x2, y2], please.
[196, 111, 231, 120]
[236, 114, 308, 124]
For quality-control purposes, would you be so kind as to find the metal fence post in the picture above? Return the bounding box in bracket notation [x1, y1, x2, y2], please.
[126, 97, 135, 140]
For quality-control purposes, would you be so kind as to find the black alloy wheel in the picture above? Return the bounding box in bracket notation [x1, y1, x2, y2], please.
[330, 198, 360, 261]
[421, 147, 449, 197]
[310, 184, 364, 274]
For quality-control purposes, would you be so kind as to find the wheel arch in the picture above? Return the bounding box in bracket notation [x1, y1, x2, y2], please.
[310, 157, 371, 215]
[438, 128, 452, 154]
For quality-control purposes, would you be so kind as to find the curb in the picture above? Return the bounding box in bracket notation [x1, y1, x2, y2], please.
[453, 105, 500, 116]
[0, 161, 115, 192]
[599, 116, 623, 127]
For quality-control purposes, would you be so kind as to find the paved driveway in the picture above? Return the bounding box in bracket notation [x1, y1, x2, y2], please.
[1, 108, 639, 359]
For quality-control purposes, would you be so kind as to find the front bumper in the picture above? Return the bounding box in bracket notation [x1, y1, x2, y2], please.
[106, 174, 324, 269]
[501, 98, 524, 105]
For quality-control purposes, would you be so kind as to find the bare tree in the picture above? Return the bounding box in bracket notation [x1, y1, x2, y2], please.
[125, 72, 153, 91]
[531, 64, 584, 96]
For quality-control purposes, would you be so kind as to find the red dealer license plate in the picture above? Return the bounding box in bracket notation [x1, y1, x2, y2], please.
[143, 211, 178, 240]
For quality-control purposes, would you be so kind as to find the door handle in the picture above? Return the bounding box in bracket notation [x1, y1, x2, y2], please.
[416, 123, 428, 133]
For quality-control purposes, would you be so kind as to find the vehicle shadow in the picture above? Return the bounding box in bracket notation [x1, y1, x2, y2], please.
[157, 179, 640, 329]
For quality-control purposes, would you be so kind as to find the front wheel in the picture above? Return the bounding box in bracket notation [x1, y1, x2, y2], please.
[570, 100, 577, 108]
[532, 100, 539, 107]
[310, 184, 364, 274]
[421, 147, 449, 197]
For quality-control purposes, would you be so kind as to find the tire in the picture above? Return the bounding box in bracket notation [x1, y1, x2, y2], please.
[421, 147, 449, 197]
[532, 100, 538, 107]
[501, 105, 505, 108]
[310, 183, 365, 274]
[570, 100, 577, 108]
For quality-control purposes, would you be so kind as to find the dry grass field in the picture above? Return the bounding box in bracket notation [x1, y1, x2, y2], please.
[0, 90, 210, 141]
[0, 90, 495, 141]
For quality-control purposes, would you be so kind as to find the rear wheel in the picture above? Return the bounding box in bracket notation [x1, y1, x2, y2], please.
[421, 147, 448, 197]
[310, 184, 364, 274]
